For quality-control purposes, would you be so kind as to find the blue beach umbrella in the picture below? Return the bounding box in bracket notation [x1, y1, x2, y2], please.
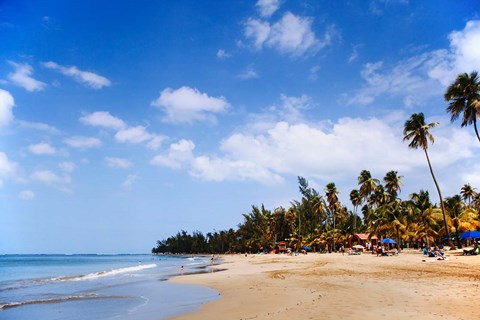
[459, 230, 480, 239]
[381, 238, 397, 244]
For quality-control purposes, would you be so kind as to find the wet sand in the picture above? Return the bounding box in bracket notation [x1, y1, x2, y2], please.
[168, 249, 480, 320]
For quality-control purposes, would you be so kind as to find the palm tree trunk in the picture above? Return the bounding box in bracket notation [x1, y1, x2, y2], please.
[474, 119, 480, 144]
[425, 222, 430, 250]
[424, 149, 455, 248]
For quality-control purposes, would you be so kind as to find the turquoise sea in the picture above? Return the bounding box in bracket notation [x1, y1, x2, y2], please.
[0, 254, 219, 320]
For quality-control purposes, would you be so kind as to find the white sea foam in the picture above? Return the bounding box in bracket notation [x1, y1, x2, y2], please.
[51, 264, 157, 282]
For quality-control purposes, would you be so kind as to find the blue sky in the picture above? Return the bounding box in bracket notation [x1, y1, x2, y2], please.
[1, 0, 480, 254]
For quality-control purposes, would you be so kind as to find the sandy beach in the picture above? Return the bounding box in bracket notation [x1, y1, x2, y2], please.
[169, 250, 480, 320]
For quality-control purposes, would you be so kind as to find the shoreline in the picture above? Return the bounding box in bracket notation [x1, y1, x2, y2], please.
[167, 250, 480, 320]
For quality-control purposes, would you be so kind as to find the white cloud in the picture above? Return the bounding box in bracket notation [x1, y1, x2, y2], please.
[105, 157, 131, 169]
[151, 86, 230, 124]
[309, 65, 320, 81]
[244, 18, 271, 50]
[348, 20, 480, 106]
[80, 111, 126, 130]
[16, 120, 59, 134]
[216, 49, 231, 59]
[428, 20, 480, 86]
[347, 54, 442, 106]
[115, 126, 152, 144]
[19, 190, 35, 200]
[31, 170, 60, 184]
[122, 174, 139, 191]
[151, 139, 195, 169]
[0, 89, 14, 128]
[7, 61, 46, 92]
[191, 156, 284, 184]
[267, 12, 319, 56]
[0, 152, 17, 177]
[63, 136, 101, 149]
[59, 161, 75, 173]
[146, 135, 165, 151]
[180, 113, 476, 186]
[256, 0, 281, 17]
[238, 66, 259, 80]
[114, 125, 165, 150]
[244, 12, 333, 57]
[348, 45, 361, 63]
[277, 94, 312, 121]
[42, 61, 111, 89]
[28, 142, 56, 155]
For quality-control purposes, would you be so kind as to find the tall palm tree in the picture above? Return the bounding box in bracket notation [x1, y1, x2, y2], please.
[460, 183, 477, 207]
[444, 195, 466, 248]
[350, 189, 362, 230]
[325, 182, 340, 251]
[358, 170, 379, 225]
[403, 113, 454, 248]
[383, 170, 403, 201]
[445, 71, 480, 143]
[358, 170, 379, 203]
[409, 190, 441, 249]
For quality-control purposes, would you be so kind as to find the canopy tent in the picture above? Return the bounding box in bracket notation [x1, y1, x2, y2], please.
[459, 230, 480, 239]
[381, 238, 397, 244]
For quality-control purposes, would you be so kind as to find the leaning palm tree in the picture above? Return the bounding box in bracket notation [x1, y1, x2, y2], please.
[444, 71, 480, 143]
[403, 113, 454, 248]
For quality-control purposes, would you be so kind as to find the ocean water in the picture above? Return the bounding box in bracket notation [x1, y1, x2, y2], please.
[0, 254, 219, 320]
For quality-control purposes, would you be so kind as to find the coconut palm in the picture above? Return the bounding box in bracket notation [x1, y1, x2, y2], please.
[444, 195, 466, 248]
[358, 170, 379, 226]
[350, 189, 362, 230]
[403, 113, 454, 247]
[444, 71, 480, 143]
[325, 182, 340, 251]
[384, 170, 403, 200]
[409, 190, 441, 248]
[460, 183, 477, 207]
[358, 170, 379, 203]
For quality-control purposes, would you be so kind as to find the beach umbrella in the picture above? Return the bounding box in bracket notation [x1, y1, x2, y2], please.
[459, 230, 480, 239]
[381, 238, 397, 244]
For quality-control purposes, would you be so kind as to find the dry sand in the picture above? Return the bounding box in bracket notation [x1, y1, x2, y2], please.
[168, 249, 480, 320]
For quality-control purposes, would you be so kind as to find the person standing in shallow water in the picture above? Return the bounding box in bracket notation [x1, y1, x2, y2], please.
[210, 255, 214, 266]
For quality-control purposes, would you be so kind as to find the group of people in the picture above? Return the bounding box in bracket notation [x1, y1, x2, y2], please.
[423, 246, 445, 260]
[375, 245, 398, 256]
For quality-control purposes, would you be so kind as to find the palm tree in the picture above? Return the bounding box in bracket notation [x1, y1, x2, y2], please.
[325, 182, 340, 251]
[403, 113, 454, 248]
[409, 190, 441, 249]
[383, 170, 403, 201]
[358, 170, 379, 225]
[444, 195, 466, 248]
[444, 71, 480, 143]
[350, 189, 362, 230]
[460, 183, 477, 207]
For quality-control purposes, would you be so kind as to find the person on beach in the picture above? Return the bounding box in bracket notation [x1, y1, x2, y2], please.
[210, 255, 214, 266]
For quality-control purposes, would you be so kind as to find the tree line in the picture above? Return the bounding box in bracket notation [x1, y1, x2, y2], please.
[152, 71, 480, 254]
